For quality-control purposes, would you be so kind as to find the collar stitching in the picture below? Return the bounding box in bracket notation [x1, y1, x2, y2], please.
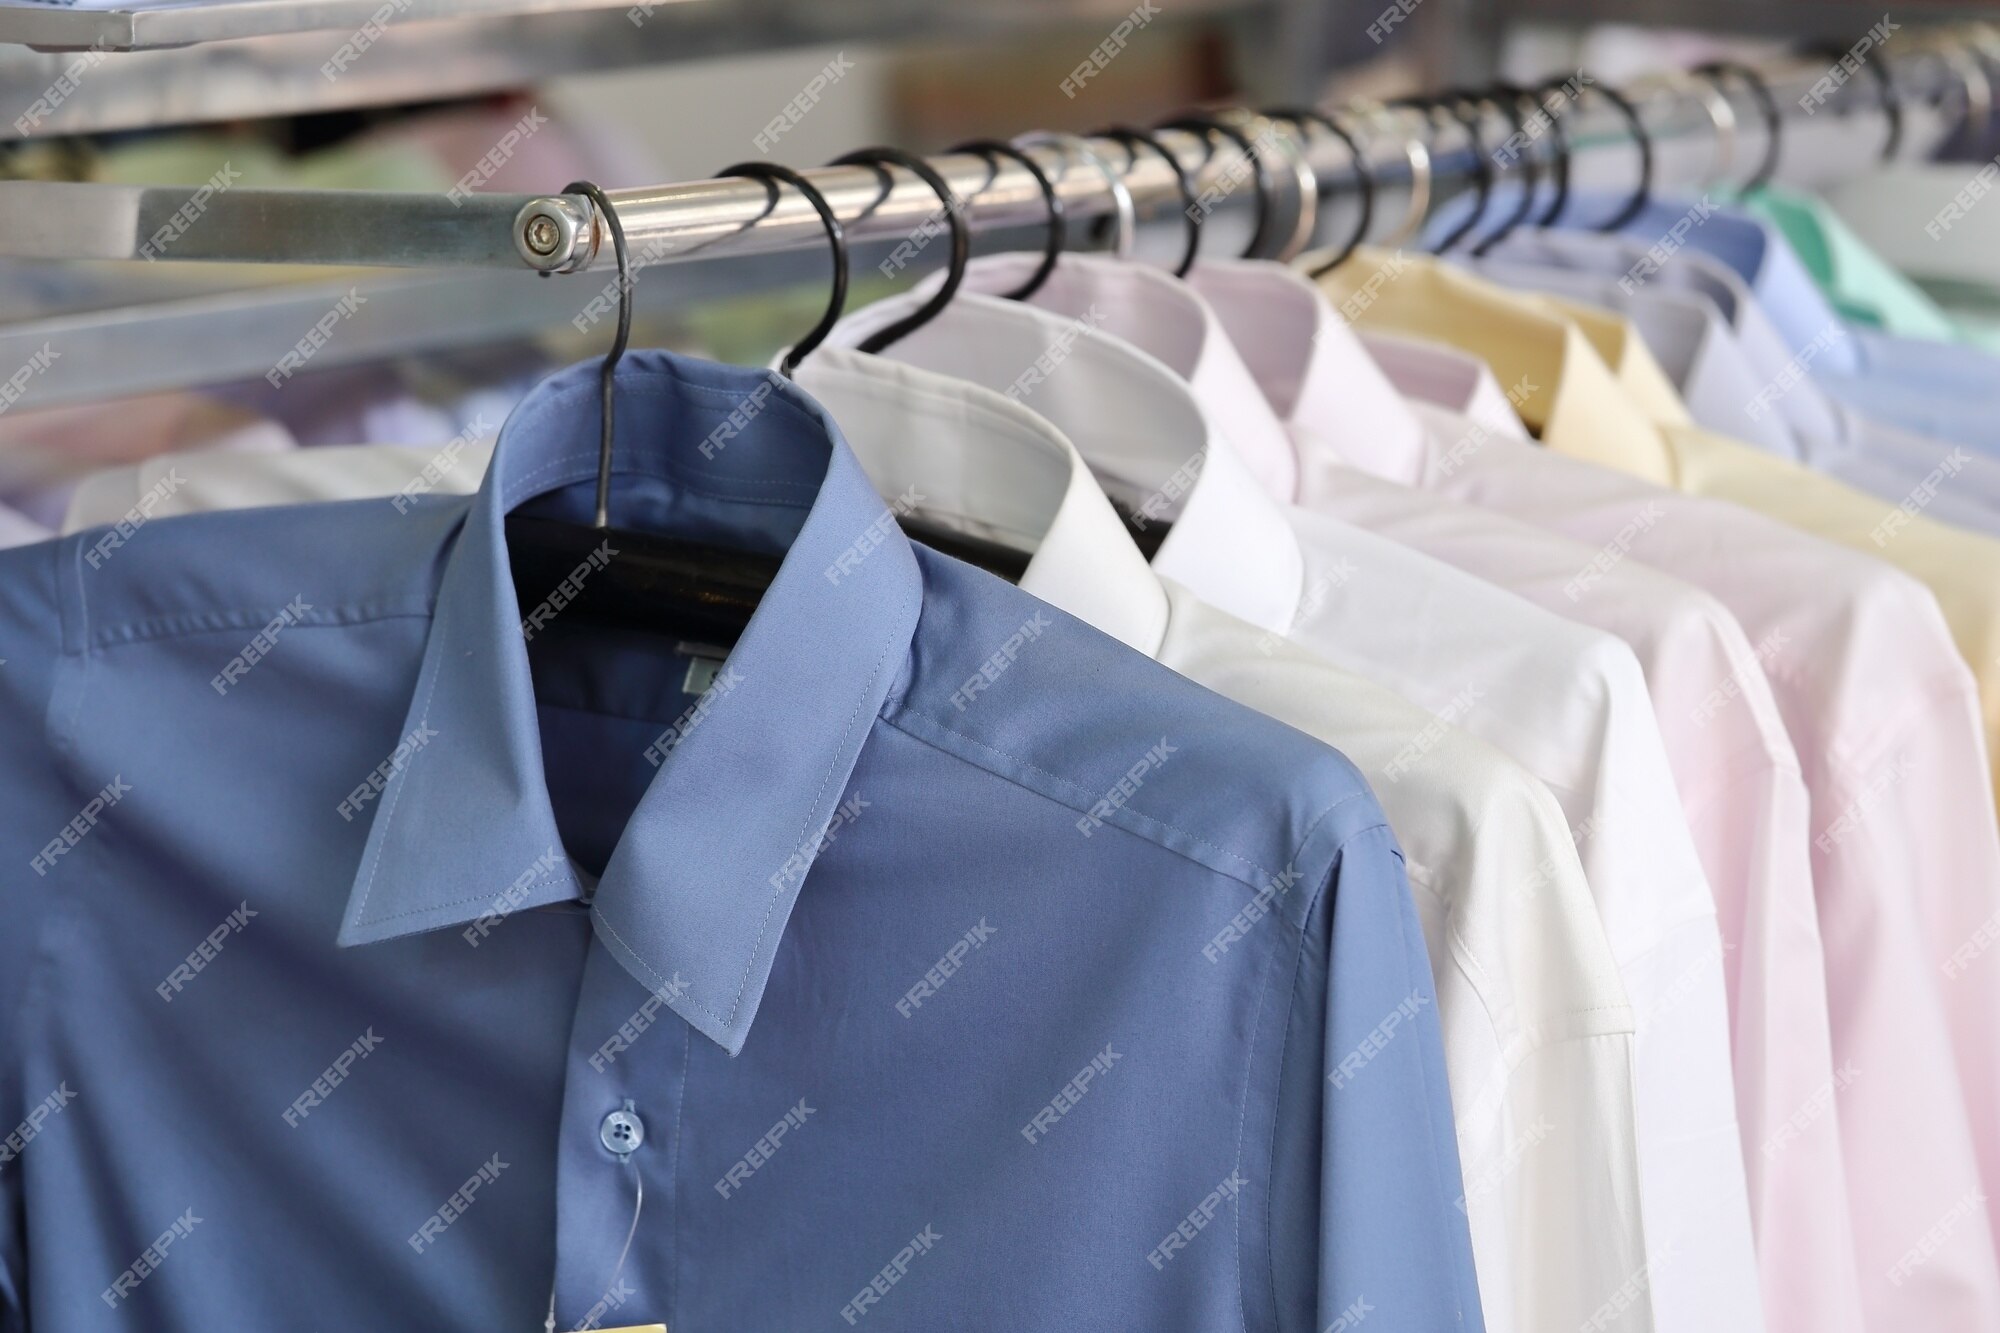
[588, 574, 918, 1031]
[715, 583, 916, 1027]
[346, 648, 445, 928]
[355, 870, 571, 926]
[593, 908, 702, 1011]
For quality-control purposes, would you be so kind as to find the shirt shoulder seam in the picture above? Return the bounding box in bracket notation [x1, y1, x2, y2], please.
[880, 706, 1387, 899]
[74, 601, 437, 652]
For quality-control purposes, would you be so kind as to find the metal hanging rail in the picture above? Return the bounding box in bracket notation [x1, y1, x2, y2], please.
[507, 33, 1984, 276]
[0, 23, 1982, 416]
[0, 28, 1979, 277]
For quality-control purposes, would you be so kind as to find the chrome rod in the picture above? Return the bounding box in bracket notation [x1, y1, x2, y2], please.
[0, 25, 1979, 274]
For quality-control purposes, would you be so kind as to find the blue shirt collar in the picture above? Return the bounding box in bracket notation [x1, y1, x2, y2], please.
[1586, 191, 1864, 376]
[337, 350, 923, 1054]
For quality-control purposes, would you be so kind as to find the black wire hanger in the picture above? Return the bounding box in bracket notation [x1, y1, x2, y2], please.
[828, 146, 970, 352]
[1584, 79, 1654, 232]
[948, 139, 1065, 299]
[503, 179, 786, 645]
[712, 161, 849, 376]
[1805, 37, 1904, 162]
[1472, 83, 1543, 254]
[1158, 112, 1275, 258]
[1406, 92, 1494, 254]
[1695, 60, 1782, 192]
[1096, 125, 1201, 276]
[1266, 106, 1375, 274]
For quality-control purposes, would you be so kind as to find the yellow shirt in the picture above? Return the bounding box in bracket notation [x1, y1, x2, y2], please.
[1534, 292, 1694, 429]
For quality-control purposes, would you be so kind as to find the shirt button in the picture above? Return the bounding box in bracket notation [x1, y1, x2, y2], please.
[600, 1106, 645, 1157]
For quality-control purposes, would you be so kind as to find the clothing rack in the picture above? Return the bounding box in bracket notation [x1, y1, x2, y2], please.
[0, 26, 1981, 278]
[0, 22, 1982, 417]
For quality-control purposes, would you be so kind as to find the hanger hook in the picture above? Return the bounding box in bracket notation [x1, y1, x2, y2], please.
[1266, 107, 1375, 274]
[1694, 60, 1781, 191]
[1580, 79, 1653, 232]
[828, 146, 969, 354]
[1644, 69, 1737, 188]
[711, 162, 848, 377]
[1965, 25, 2000, 143]
[1383, 95, 1452, 250]
[1096, 125, 1200, 275]
[1409, 92, 1493, 254]
[1015, 131, 1136, 257]
[949, 139, 1065, 300]
[1158, 111, 1275, 259]
[1530, 78, 1577, 227]
[1936, 37, 1995, 144]
[1350, 98, 1432, 248]
[563, 179, 630, 530]
[1806, 37, 1904, 162]
[1473, 84, 1541, 254]
[1240, 109, 1320, 261]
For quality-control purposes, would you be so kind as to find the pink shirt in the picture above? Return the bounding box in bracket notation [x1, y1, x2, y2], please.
[1363, 326, 2000, 1333]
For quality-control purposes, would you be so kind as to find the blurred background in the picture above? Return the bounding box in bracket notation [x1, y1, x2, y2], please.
[0, 0, 1992, 520]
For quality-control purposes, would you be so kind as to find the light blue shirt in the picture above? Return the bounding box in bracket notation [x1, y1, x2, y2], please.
[0, 350, 1480, 1331]
[1467, 247, 2000, 535]
[1571, 190, 2000, 460]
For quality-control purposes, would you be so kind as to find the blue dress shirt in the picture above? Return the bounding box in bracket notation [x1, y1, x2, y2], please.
[0, 351, 1480, 1331]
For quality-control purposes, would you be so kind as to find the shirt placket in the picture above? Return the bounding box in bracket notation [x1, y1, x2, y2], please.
[552, 937, 687, 1331]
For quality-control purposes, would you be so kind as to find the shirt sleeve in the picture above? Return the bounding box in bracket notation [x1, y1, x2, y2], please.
[0, 536, 76, 1330]
[1272, 821, 1486, 1332]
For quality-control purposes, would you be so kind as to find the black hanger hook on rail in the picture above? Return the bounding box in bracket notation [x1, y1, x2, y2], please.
[1694, 60, 1782, 191]
[712, 162, 848, 377]
[1158, 112, 1274, 259]
[1532, 78, 1578, 227]
[949, 139, 1065, 300]
[1265, 107, 1375, 273]
[1096, 125, 1201, 276]
[1473, 83, 1542, 254]
[828, 146, 970, 354]
[1406, 92, 1494, 254]
[563, 179, 631, 531]
[1383, 95, 1443, 249]
[1805, 38, 1904, 162]
[1583, 79, 1653, 233]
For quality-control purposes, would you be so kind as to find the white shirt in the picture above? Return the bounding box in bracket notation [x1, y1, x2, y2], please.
[830, 256, 1753, 1333]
